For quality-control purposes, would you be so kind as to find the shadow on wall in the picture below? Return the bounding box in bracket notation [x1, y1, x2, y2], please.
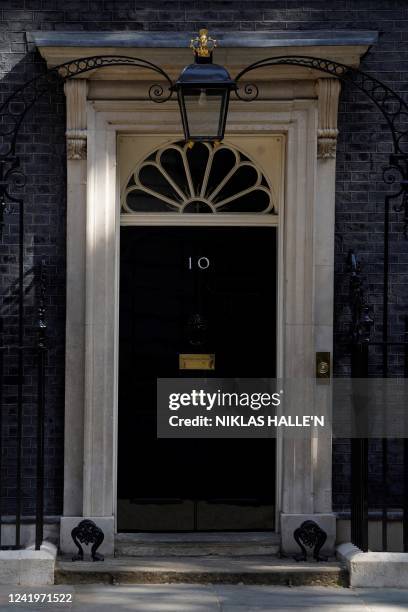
[0, 49, 66, 519]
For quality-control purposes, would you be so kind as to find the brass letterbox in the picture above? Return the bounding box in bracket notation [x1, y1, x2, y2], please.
[179, 354, 215, 370]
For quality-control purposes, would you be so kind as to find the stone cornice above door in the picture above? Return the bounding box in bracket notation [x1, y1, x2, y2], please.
[29, 30, 377, 81]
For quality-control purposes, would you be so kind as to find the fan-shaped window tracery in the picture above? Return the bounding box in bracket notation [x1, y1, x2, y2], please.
[121, 141, 276, 215]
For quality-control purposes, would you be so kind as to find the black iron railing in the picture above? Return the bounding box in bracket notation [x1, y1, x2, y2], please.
[0, 261, 47, 551]
[349, 252, 408, 552]
[349, 251, 371, 551]
[350, 344, 408, 552]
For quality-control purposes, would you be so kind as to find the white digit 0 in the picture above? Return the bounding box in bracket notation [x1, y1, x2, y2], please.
[197, 257, 210, 270]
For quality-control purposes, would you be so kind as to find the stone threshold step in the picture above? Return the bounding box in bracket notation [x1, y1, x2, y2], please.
[55, 556, 348, 587]
[115, 531, 280, 557]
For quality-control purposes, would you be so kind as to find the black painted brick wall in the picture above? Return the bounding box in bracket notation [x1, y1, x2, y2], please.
[0, 0, 408, 517]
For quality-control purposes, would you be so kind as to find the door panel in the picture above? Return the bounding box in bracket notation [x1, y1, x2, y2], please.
[118, 227, 276, 531]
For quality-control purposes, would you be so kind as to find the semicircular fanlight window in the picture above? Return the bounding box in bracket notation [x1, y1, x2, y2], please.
[121, 141, 276, 215]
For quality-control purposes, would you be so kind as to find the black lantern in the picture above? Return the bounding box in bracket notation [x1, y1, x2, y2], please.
[172, 29, 236, 142]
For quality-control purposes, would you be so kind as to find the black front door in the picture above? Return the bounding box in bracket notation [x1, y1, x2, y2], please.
[118, 226, 277, 531]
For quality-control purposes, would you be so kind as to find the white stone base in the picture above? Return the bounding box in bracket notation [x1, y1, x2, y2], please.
[337, 542, 408, 587]
[0, 542, 56, 586]
[280, 513, 336, 556]
[59, 516, 114, 557]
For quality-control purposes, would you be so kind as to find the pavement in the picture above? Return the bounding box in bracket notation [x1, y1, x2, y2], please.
[1, 585, 408, 611]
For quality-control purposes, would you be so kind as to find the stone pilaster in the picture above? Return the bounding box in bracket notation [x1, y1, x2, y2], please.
[63, 78, 88, 520]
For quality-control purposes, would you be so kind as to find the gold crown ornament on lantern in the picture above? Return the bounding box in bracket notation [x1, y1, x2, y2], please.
[190, 29, 217, 58]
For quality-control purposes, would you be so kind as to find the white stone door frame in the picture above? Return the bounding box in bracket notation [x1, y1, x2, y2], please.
[60, 92, 339, 555]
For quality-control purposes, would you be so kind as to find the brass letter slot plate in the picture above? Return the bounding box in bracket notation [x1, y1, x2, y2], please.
[179, 353, 215, 370]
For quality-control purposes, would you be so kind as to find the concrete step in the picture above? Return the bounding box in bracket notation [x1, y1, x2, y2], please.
[114, 532, 280, 557]
[55, 556, 348, 587]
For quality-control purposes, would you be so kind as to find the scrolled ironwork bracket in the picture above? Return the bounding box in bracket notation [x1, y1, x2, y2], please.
[293, 520, 328, 562]
[0, 54, 174, 242]
[234, 55, 408, 238]
[384, 154, 408, 238]
[71, 519, 104, 562]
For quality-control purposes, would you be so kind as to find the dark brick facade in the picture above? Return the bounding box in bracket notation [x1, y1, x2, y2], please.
[1, 0, 408, 518]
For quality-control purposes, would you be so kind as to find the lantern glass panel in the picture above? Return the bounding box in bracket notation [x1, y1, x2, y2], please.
[182, 87, 227, 140]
